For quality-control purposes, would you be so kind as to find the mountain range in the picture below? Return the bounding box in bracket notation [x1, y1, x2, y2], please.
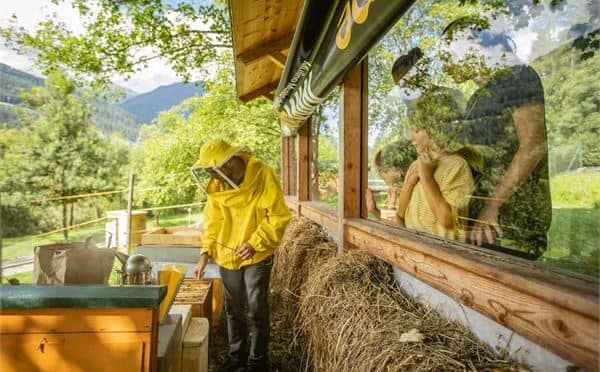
[119, 82, 204, 124]
[0, 62, 204, 141]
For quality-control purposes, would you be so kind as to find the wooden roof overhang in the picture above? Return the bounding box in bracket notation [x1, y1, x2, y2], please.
[228, 0, 304, 103]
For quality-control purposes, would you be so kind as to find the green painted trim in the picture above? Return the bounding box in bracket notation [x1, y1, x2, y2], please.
[0, 285, 167, 309]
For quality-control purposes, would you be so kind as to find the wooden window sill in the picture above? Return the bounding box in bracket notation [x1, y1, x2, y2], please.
[344, 218, 598, 369]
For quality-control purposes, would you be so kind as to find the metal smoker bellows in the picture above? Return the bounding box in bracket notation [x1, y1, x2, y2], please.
[115, 252, 154, 285]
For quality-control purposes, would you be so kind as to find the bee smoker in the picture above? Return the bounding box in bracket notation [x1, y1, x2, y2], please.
[114, 252, 154, 285]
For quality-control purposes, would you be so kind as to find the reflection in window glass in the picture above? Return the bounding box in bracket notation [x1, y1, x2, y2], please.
[366, 0, 599, 277]
[310, 88, 340, 211]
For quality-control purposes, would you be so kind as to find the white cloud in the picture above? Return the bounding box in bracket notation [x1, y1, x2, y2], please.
[0, 0, 202, 93]
[0, 1, 85, 35]
[112, 61, 180, 93]
[511, 29, 537, 63]
[0, 1, 83, 76]
[0, 46, 40, 76]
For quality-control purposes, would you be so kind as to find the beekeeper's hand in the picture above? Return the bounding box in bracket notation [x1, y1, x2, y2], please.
[236, 242, 256, 260]
[193, 253, 209, 280]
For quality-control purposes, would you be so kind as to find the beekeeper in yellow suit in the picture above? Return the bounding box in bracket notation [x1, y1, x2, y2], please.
[191, 139, 291, 372]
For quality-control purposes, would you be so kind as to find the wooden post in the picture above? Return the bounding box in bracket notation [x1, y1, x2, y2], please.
[309, 116, 320, 200]
[338, 59, 367, 254]
[290, 133, 298, 196]
[360, 58, 369, 219]
[281, 136, 289, 194]
[297, 120, 310, 201]
[281, 135, 296, 195]
[126, 174, 135, 255]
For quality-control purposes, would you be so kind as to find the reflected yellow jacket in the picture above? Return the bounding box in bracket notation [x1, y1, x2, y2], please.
[200, 154, 291, 270]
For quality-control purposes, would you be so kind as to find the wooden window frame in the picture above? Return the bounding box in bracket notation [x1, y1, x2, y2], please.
[286, 116, 339, 236]
[281, 135, 296, 196]
[283, 58, 599, 369]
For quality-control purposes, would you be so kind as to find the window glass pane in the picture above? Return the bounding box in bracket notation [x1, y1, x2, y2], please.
[366, 0, 599, 278]
[310, 88, 340, 211]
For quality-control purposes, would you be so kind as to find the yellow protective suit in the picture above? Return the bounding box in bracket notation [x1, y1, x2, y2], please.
[196, 141, 291, 270]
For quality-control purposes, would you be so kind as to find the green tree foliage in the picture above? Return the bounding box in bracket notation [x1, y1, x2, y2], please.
[0, 127, 49, 237]
[0, 0, 230, 89]
[532, 35, 600, 167]
[0, 72, 129, 238]
[310, 89, 340, 204]
[368, 0, 496, 140]
[133, 55, 280, 210]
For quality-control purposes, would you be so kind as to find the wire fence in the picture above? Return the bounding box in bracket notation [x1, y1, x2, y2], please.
[13, 202, 206, 240]
[18, 185, 170, 206]
[30, 216, 109, 238]
[0, 177, 205, 270]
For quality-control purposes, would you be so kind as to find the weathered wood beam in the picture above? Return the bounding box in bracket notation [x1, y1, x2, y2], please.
[266, 52, 287, 69]
[281, 136, 290, 194]
[299, 202, 338, 236]
[236, 34, 294, 66]
[285, 196, 299, 212]
[338, 59, 367, 254]
[239, 81, 279, 103]
[289, 133, 298, 196]
[360, 58, 369, 219]
[297, 120, 310, 201]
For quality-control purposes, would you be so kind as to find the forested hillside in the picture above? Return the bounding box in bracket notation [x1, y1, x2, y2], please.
[0, 62, 140, 140]
[532, 34, 600, 168]
[0, 63, 206, 140]
[119, 82, 204, 123]
[0, 63, 44, 104]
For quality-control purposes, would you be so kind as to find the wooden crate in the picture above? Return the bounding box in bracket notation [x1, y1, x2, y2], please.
[141, 226, 202, 246]
[174, 279, 212, 321]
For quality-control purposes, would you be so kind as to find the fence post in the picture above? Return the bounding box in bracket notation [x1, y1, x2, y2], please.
[126, 174, 135, 255]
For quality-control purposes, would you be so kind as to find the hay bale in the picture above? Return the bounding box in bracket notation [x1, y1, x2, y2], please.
[270, 215, 337, 371]
[295, 251, 521, 371]
[271, 215, 337, 313]
[269, 216, 520, 371]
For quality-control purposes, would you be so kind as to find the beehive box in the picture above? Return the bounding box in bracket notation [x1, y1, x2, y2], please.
[141, 226, 202, 246]
[174, 279, 212, 321]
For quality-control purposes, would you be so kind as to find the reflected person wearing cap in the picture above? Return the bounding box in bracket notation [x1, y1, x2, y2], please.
[191, 139, 291, 372]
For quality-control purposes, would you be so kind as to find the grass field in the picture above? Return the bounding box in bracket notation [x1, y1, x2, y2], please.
[2, 211, 201, 261]
[1, 211, 201, 284]
[541, 208, 599, 277]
